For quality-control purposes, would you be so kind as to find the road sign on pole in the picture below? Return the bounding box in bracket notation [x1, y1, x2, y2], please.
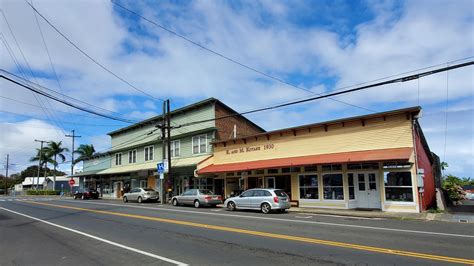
[69, 178, 75, 186]
[157, 162, 164, 174]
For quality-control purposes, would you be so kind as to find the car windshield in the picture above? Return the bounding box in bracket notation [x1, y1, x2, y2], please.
[198, 189, 213, 195]
[274, 190, 288, 197]
[143, 188, 155, 191]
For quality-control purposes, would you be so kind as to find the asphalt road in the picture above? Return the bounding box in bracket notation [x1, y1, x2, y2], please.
[1, 196, 473, 266]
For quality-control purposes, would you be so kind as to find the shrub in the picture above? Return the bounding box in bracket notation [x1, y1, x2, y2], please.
[26, 190, 60, 196]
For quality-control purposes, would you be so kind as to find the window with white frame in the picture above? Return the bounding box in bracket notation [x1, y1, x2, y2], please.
[171, 140, 180, 157]
[144, 146, 154, 161]
[115, 153, 122, 166]
[192, 134, 207, 154]
[384, 171, 413, 202]
[323, 173, 344, 200]
[347, 173, 355, 200]
[299, 174, 318, 199]
[128, 150, 137, 164]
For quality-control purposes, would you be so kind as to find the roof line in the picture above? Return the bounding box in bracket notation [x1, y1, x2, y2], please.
[212, 106, 422, 144]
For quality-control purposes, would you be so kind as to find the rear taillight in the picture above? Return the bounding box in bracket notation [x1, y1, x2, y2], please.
[273, 196, 279, 203]
[204, 196, 212, 200]
[217, 195, 222, 200]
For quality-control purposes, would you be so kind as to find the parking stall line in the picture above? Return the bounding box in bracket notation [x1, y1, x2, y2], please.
[0, 207, 188, 266]
[20, 201, 474, 265]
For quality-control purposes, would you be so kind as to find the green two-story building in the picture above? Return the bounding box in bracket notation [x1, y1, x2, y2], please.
[75, 98, 264, 198]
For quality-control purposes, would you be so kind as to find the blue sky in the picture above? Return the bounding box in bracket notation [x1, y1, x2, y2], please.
[0, 0, 472, 177]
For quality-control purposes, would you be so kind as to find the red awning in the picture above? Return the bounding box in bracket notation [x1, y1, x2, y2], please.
[198, 147, 413, 174]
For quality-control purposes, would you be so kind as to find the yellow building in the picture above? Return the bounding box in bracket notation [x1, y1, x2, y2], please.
[197, 107, 438, 213]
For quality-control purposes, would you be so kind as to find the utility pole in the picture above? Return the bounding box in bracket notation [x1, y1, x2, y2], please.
[160, 100, 166, 204]
[34, 140, 49, 190]
[4, 154, 8, 196]
[66, 130, 81, 194]
[166, 99, 172, 202]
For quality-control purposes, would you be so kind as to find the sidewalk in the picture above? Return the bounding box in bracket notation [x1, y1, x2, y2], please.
[288, 207, 474, 223]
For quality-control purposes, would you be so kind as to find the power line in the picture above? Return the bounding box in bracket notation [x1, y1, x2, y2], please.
[0, 95, 110, 119]
[0, 12, 66, 137]
[110, 1, 374, 113]
[25, 0, 164, 102]
[177, 60, 474, 128]
[30, 0, 81, 129]
[0, 110, 125, 127]
[0, 69, 137, 123]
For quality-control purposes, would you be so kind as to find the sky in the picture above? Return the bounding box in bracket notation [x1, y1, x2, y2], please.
[0, 0, 472, 177]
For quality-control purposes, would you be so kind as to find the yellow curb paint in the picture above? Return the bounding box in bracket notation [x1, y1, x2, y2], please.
[28, 201, 474, 265]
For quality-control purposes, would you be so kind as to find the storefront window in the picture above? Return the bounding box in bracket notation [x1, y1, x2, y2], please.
[322, 164, 342, 171]
[299, 174, 318, 199]
[384, 171, 413, 202]
[323, 173, 344, 200]
[348, 174, 355, 200]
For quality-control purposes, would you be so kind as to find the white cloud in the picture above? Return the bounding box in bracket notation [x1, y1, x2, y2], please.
[0, 0, 472, 177]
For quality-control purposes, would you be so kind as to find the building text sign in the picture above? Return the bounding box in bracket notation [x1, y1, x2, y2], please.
[226, 143, 275, 155]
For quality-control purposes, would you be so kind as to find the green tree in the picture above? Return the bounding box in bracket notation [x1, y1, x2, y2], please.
[73, 144, 96, 164]
[46, 141, 69, 190]
[30, 147, 54, 178]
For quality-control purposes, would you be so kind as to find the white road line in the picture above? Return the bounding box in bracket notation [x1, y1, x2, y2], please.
[0, 207, 188, 266]
[295, 216, 313, 219]
[59, 200, 474, 239]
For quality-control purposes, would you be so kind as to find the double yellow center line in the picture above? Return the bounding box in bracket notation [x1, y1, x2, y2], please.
[28, 201, 474, 265]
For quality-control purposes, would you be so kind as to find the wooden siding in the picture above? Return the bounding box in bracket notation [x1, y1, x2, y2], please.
[213, 114, 414, 165]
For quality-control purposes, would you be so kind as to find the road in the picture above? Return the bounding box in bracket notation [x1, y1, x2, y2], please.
[1, 196, 473, 265]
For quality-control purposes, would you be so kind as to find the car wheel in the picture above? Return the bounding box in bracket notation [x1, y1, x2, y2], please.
[172, 199, 178, 206]
[261, 203, 271, 214]
[123, 196, 128, 203]
[81, 195, 85, 200]
[73, 195, 77, 200]
[138, 197, 143, 203]
[194, 200, 200, 208]
[227, 201, 236, 211]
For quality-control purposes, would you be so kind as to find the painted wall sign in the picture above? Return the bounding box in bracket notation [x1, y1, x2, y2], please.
[226, 143, 275, 155]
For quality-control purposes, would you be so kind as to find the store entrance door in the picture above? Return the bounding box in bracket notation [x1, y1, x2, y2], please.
[214, 179, 224, 198]
[355, 173, 381, 209]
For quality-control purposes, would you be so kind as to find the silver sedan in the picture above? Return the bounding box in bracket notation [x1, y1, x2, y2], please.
[224, 188, 291, 214]
[171, 189, 222, 208]
[123, 188, 159, 203]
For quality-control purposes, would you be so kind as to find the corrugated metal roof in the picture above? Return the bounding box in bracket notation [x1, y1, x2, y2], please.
[198, 147, 413, 174]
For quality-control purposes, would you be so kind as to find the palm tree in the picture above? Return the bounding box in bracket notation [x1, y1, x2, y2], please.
[46, 141, 69, 190]
[73, 144, 96, 164]
[30, 147, 54, 189]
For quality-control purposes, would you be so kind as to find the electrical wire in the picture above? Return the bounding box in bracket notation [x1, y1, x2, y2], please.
[176, 60, 474, 128]
[0, 69, 137, 123]
[110, 1, 375, 113]
[25, 0, 165, 102]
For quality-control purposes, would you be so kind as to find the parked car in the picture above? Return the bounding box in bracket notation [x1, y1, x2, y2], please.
[73, 189, 99, 200]
[123, 188, 159, 203]
[466, 192, 474, 200]
[224, 188, 291, 214]
[171, 189, 222, 208]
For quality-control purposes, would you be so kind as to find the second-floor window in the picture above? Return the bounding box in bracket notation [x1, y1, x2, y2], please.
[128, 150, 137, 164]
[144, 146, 154, 161]
[171, 140, 180, 157]
[192, 134, 207, 154]
[115, 153, 122, 165]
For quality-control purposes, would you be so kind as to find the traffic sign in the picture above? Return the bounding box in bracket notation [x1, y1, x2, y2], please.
[157, 162, 164, 174]
[68, 178, 75, 186]
[157, 161, 169, 174]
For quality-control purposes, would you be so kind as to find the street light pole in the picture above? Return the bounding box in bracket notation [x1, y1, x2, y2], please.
[34, 140, 49, 190]
[4, 154, 8, 196]
[65, 130, 81, 185]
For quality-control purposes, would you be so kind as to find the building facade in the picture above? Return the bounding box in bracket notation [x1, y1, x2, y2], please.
[198, 107, 438, 213]
[76, 98, 264, 198]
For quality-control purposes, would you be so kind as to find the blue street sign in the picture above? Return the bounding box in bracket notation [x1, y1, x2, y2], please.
[157, 162, 164, 174]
